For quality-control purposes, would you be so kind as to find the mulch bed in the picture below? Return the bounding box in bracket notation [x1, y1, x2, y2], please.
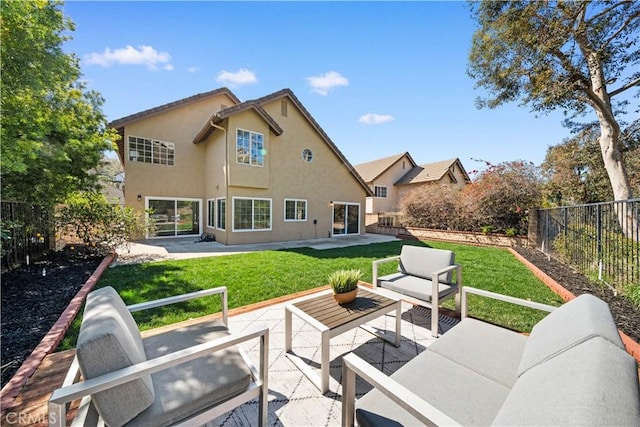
[1, 245, 638, 389]
[513, 246, 640, 344]
[1, 248, 102, 388]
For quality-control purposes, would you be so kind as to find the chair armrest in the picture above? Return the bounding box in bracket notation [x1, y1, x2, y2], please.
[372, 256, 400, 286]
[460, 286, 557, 319]
[127, 286, 228, 327]
[49, 324, 268, 427]
[342, 353, 459, 427]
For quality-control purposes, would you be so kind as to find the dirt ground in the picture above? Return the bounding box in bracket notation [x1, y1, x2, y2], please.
[1, 245, 638, 388]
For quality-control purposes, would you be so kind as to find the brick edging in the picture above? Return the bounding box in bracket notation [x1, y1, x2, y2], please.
[0, 252, 117, 415]
[508, 248, 640, 363]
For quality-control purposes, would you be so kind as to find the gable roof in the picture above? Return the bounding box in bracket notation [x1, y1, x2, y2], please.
[194, 88, 372, 196]
[193, 100, 283, 144]
[395, 158, 471, 185]
[109, 87, 241, 164]
[354, 152, 418, 183]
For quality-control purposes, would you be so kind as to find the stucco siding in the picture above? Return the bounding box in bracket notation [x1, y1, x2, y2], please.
[368, 154, 412, 213]
[223, 97, 366, 245]
[123, 94, 231, 211]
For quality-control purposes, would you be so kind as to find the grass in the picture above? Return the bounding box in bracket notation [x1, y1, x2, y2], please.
[58, 240, 564, 350]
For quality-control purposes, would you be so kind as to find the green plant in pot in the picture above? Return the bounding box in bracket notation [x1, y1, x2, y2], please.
[328, 269, 362, 304]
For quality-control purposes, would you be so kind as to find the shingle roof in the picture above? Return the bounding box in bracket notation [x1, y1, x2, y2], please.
[354, 153, 417, 183]
[395, 158, 470, 185]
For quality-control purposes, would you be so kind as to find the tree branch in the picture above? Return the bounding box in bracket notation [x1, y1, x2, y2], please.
[610, 77, 640, 97]
[601, 9, 640, 51]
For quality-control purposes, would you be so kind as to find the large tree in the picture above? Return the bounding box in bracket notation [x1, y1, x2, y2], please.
[468, 1, 639, 235]
[542, 120, 640, 205]
[1, 0, 116, 207]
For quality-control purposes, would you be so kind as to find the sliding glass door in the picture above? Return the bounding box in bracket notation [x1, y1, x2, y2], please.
[332, 202, 360, 236]
[148, 198, 201, 237]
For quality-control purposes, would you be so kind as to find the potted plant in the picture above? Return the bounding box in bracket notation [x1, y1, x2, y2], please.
[328, 269, 362, 304]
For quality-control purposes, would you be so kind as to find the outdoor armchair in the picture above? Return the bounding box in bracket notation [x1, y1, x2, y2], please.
[49, 286, 269, 427]
[372, 245, 461, 337]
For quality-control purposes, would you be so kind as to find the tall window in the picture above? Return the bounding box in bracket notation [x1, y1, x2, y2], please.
[233, 197, 271, 231]
[236, 129, 264, 166]
[285, 199, 307, 221]
[216, 198, 226, 230]
[207, 199, 215, 228]
[374, 186, 388, 198]
[128, 136, 175, 165]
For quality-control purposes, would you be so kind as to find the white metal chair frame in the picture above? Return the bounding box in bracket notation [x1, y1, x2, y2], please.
[48, 286, 269, 427]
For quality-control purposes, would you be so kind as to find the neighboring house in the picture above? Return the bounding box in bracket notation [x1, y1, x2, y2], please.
[109, 87, 372, 245]
[354, 152, 470, 224]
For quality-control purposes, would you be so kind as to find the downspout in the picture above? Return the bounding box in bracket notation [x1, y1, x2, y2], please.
[210, 121, 229, 245]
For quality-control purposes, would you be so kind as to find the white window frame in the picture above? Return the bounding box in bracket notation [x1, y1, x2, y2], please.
[374, 186, 388, 198]
[128, 135, 175, 166]
[284, 199, 307, 222]
[216, 197, 226, 231]
[207, 199, 215, 228]
[232, 197, 272, 232]
[236, 128, 264, 167]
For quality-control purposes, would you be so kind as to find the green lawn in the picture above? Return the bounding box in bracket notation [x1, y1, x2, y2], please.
[58, 240, 564, 349]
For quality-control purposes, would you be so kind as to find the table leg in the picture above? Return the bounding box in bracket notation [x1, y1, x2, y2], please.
[285, 306, 292, 353]
[320, 330, 330, 393]
[394, 301, 401, 347]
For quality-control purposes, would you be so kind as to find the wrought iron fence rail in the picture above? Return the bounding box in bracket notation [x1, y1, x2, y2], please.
[536, 199, 639, 292]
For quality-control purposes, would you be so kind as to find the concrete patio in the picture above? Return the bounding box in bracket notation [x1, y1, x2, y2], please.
[203, 296, 459, 427]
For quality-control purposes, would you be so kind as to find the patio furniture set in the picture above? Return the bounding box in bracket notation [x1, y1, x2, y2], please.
[47, 246, 640, 426]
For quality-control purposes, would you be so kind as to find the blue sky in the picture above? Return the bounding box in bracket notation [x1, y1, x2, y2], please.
[62, 1, 576, 172]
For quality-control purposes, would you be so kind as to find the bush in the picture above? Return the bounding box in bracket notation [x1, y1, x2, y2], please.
[56, 191, 150, 255]
[400, 160, 542, 235]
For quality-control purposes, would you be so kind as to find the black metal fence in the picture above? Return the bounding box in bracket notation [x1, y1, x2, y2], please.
[534, 199, 639, 292]
[1, 201, 53, 270]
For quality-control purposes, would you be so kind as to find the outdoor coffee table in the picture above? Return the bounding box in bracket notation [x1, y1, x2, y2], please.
[284, 285, 401, 393]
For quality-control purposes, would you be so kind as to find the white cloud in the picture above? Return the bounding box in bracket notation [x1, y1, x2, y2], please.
[188, 66, 200, 73]
[215, 68, 257, 87]
[306, 71, 349, 95]
[358, 113, 395, 125]
[84, 45, 172, 71]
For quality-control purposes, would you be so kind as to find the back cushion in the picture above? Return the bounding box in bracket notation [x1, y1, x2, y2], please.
[517, 293, 624, 377]
[76, 286, 155, 427]
[494, 337, 640, 426]
[399, 245, 455, 283]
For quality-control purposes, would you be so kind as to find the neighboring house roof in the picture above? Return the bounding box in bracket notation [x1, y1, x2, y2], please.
[354, 152, 418, 183]
[194, 88, 373, 196]
[109, 87, 241, 164]
[100, 182, 124, 205]
[395, 158, 471, 185]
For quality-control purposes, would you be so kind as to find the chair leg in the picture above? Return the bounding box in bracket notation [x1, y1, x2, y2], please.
[431, 304, 439, 338]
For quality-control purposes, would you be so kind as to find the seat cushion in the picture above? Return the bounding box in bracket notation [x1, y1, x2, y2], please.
[517, 293, 624, 376]
[76, 287, 155, 427]
[356, 350, 510, 427]
[379, 273, 457, 304]
[493, 337, 640, 426]
[398, 245, 455, 284]
[126, 320, 252, 427]
[429, 318, 527, 388]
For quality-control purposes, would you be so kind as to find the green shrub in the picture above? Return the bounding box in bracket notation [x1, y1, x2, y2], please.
[56, 191, 150, 255]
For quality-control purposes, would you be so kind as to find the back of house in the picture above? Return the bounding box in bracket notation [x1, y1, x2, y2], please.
[110, 88, 371, 245]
